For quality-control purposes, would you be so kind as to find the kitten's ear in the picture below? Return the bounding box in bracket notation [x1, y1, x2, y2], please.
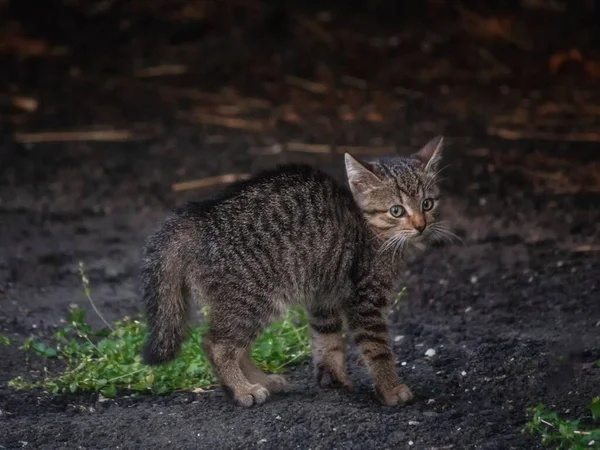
[344, 153, 381, 198]
[414, 135, 444, 172]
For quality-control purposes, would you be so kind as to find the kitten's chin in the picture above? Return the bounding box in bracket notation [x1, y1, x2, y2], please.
[407, 236, 427, 251]
[410, 240, 427, 252]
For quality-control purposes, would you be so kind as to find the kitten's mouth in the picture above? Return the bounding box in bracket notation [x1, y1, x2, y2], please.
[410, 229, 425, 239]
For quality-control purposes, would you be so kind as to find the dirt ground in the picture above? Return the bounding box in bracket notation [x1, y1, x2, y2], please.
[1, 1, 599, 449]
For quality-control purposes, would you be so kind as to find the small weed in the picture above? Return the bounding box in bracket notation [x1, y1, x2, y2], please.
[523, 399, 600, 449]
[0, 333, 10, 346]
[9, 263, 310, 398]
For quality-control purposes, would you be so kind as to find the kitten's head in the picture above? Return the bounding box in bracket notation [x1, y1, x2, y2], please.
[345, 136, 446, 249]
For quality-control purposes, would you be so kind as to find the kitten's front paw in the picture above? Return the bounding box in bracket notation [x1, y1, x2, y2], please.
[316, 365, 353, 390]
[234, 384, 270, 407]
[377, 384, 414, 406]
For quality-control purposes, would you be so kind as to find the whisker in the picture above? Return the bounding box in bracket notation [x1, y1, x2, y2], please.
[369, 230, 389, 243]
[378, 231, 413, 256]
[428, 224, 464, 246]
[431, 225, 463, 242]
[379, 233, 406, 254]
[424, 164, 452, 191]
[429, 229, 453, 245]
[391, 235, 407, 265]
[425, 177, 447, 190]
[378, 235, 396, 254]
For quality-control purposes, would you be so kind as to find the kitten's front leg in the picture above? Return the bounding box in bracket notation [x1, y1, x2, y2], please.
[346, 301, 413, 406]
[309, 308, 353, 390]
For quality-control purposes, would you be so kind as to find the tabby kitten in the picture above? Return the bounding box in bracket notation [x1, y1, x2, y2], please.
[141, 136, 447, 407]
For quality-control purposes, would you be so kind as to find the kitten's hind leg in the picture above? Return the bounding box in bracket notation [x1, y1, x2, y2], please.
[203, 334, 269, 407]
[309, 307, 353, 390]
[239, 350, 287, 393]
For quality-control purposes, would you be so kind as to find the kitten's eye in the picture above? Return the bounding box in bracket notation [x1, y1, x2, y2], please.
[422, 198, 434, 211]
[389, 205, 406, 218]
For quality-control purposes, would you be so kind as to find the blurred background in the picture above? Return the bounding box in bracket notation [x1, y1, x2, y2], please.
[1, 2, 599, 449]
[1, 0, 600, 320]
[1, 0, 600, 188]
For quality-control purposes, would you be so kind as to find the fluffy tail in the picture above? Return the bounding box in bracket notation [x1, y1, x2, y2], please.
[141, 234, 190, 365]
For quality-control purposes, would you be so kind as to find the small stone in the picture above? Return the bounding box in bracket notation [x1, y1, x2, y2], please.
[317, 11, 331, 22]
[470, 275, 478, 284]
[408, 441, 414, 446]
[394, 335, 404, 342]
[275, 415, 282, 421]
[464, 307, 472, 313]
[388, 36, 400, 47]
[401, 361, 407, 366]
[104, 266, 120, 281]
[408, 420, 420, 426]
[427, 399, 436, 405]
[425, 348, 436, 357]
[258, 439, 267, 444]
[556, 261, 564, 268]
[461, 371, 467, 376]
[479, 197, 487, 206]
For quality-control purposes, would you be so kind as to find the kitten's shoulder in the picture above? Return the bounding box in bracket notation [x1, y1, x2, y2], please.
[224, 163, 339, 193]
[174, 164, 344, 218]
[249, 163, 334, 182]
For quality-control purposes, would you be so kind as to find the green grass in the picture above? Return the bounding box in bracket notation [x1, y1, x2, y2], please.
[7, 262, 409, 399]
[0, 333, 10, 346]
[9, 306, 310, 398]
[8, 263, 310, 397]
[523, 398, 600, 450]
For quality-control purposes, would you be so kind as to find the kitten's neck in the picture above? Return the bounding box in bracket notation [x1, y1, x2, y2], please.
[365, 236, 405, 278]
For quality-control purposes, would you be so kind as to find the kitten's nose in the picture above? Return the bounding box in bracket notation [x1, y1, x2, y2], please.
[415, 224, 426, 234]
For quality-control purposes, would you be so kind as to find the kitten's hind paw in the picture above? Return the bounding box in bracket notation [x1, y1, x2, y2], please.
[264, 374, 287, 393]
[234, 384, 270, 407]
[377, 384, 414, 406]
[316, 365, 353, 390]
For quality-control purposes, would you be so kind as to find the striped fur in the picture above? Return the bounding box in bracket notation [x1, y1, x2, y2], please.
[141, 136, 447, 407]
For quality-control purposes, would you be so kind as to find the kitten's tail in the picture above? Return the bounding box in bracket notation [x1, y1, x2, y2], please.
[140, 232, 190, 366]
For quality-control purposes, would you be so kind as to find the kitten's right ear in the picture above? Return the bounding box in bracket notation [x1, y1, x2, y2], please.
[414, 135, 444, 172]
[344, 153, 381, 198]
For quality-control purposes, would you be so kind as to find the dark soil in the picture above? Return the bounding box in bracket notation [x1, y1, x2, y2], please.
[1, 1, 599, 449]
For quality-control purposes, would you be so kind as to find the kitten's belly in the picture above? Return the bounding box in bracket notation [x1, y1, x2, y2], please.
[279, 279, 352, 311]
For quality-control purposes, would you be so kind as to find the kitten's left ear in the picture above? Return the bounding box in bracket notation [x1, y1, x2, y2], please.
[344, 153, 381, 199]
[414, 135, 444, 172]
